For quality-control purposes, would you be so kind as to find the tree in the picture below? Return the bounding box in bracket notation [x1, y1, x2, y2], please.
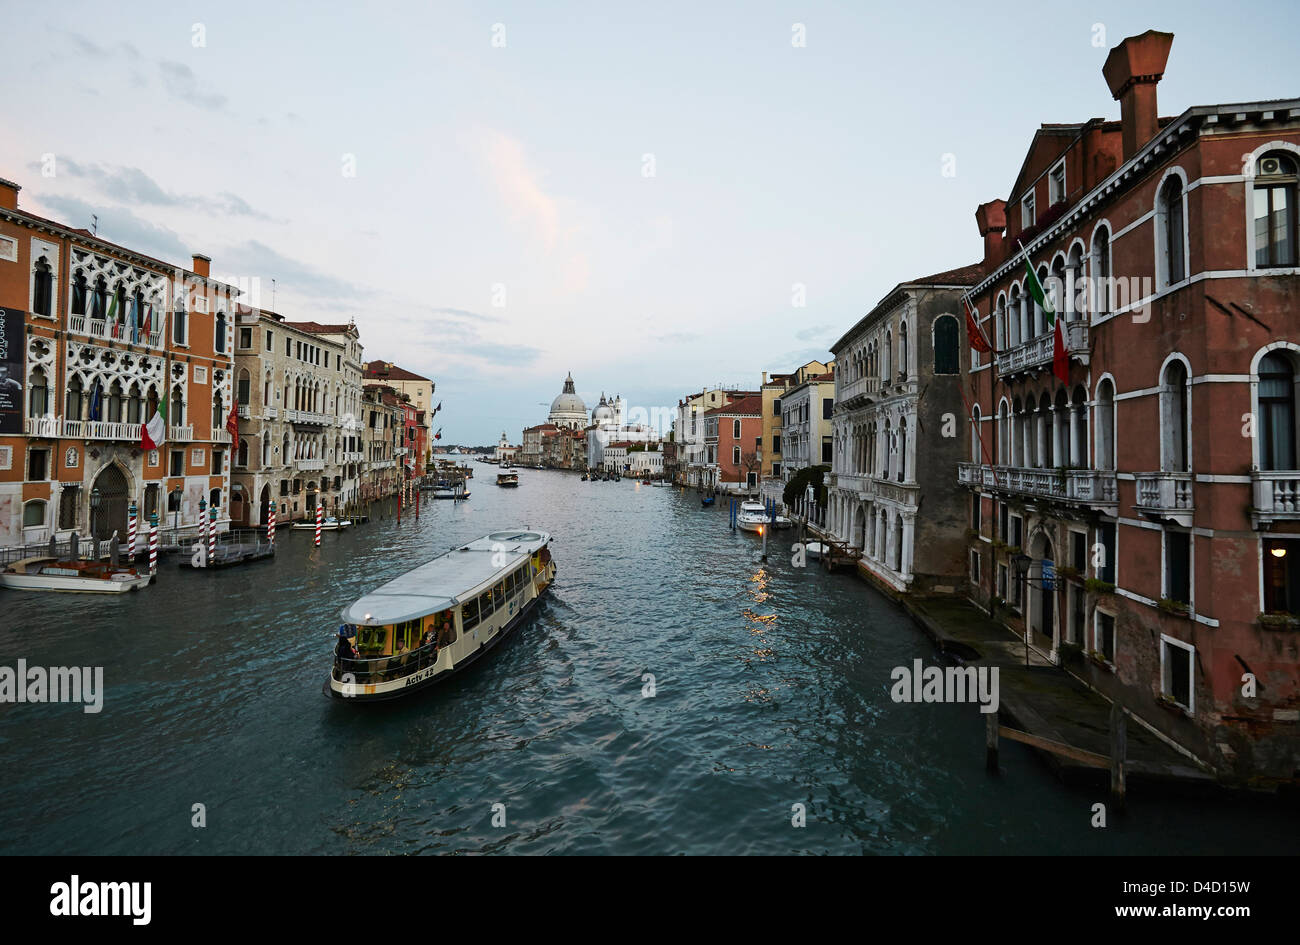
[783, 464, 830, 508]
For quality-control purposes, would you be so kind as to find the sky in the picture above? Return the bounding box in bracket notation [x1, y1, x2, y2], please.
[4, 0, 1299, 443]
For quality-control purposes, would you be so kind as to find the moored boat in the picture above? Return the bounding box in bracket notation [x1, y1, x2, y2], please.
[292, 516, 352, 530]
[430, 484, 470, 500]
[496, 472, 519, 487]
[326, 530, 556, 701]
[737, 499, 792, 533]
[701, 495, 716, 507]
[0, 556, 153, 593]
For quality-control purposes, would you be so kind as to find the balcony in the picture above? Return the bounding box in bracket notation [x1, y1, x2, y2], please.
[837, 375, 882, 410]
[284, 408, 328, 426]
[1252, 470, 1300, 526]
[24, 417, 144, 441]
[995, 320, 1089, 378]
[297, 458, 326, 471]
[211, 429, 232, 444]
[958, 462, 1118, 511]
[238, 405, 251, 419]
[342, 451, 363, 464]
[67, 314, 164, 349]
[169, 425, 194, 442]
[1133, 471, 1194, 527]
[371, 459, 395, 470]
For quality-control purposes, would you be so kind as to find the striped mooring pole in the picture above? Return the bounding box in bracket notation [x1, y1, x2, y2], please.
[198, 498, 208, 568]
[268, 503, 276, 546]
[148, 511, 159, 574]
[315, 502, 323, 547]
[127, 501, 137, 559]
[208, 506, 217, 564]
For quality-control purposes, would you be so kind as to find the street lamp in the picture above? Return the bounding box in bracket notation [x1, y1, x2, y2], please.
[90, 487, 101, 539]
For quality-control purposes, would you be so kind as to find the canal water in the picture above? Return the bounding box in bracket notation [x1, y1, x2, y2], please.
[0, 469, 1293, 855]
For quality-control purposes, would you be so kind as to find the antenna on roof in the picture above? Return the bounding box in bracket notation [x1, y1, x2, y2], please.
[272, 278, 276, 311]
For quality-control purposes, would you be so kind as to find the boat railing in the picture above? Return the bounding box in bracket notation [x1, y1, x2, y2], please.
[332, 640, 443, 686]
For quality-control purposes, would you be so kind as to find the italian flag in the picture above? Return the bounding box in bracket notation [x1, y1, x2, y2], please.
[1021, 245, 1070, 384]
[142, 393, 168, 450]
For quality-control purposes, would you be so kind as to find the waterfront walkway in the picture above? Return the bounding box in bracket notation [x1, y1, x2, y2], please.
[904, 597, 1216, 789]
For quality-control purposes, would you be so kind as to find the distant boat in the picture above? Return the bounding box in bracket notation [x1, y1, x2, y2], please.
[701, 495, 715, 507]
[737, 500, 791, 533]
[496, 472, 520, 487]
[292, 516, 351, 531]
[0, 556, 152, 593]
[430, 485, 470, 500]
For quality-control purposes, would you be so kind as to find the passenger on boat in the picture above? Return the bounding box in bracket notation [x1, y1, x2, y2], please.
[336, 626, 360, 660]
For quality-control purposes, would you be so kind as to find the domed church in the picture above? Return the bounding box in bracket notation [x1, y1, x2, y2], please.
[547, 372, 589, 430]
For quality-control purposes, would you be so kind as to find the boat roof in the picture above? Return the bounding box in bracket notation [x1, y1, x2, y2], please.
[340, 530, 550, 626]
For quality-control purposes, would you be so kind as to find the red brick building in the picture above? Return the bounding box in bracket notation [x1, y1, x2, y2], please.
[703, 395, 763, 493]
[960, 30, 1300, 783]
[0, 175, 236, 547]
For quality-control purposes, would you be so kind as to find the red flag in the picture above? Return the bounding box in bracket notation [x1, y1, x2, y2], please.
[1052, 318, 1069, 385]
[965, 296, 993, 354]
[226, 397, 240, 454]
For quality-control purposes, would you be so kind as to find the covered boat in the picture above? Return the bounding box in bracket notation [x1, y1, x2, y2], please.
[292, 516, 351, 530]
[0, 557, 152, 593]
[326, 530, 556, 701]
[496, 472, 519, 487]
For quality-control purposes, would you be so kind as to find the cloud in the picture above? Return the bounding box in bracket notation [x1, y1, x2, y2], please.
[33, 195, 191, 263]
[655, 331, 702, 344]
[794, 324, 834, 341]
[429, 307, 501, 323]
[158, 60, 226, 111]
[217, 240, 367, 300]
[481, 131, 560, 250]
[35, 160, 275, 221]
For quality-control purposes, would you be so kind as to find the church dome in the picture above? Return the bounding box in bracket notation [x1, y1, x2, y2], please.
[548, 372, 588, 428]
[592, 392, 615, 424]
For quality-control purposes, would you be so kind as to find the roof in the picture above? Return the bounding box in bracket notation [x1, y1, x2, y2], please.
[704, 395, 762, 417]
[830, 261, 983, 354]
[364, 360, 431, 382]
[283, 320, 357, 335]
[341, 530, 550, 626]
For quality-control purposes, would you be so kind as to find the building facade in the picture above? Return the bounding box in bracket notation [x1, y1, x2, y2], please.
[702, 395, 763, 493]
[0, 176, 236, 547]
[960, 30, 1300, 782]
[363, 360, 434, 466]
[780, 369, 835, 482]
[828, 265, 980, 594]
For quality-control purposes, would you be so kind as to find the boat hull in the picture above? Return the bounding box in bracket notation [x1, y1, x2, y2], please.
[0, 572, 152, 593]
[325, 579, 551, 702]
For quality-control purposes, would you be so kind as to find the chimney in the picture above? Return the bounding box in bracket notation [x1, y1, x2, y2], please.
[191, 253, 211, 278]
[0, 177, 19, 211]
[975, 199, 1007, 267]
[1103, 30, 1174, 161]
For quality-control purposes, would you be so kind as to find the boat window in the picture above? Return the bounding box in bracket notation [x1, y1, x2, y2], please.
[493, 582, 504, 609]
[478, 590, 494, 615]
[462, 597, 479, 631]
[431, 609, 456, 646]
[515, 566, 527, 590]
[357, 626, 387, 655]
[505, 571, 515, 595]
[391, 618, 422, 653]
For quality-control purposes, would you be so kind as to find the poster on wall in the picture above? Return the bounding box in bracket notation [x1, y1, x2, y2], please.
[0, 307, 24, 435]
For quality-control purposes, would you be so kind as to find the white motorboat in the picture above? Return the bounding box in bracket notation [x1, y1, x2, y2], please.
[0, 556, 153, 593]
[326, 529, 556, 701]
[737, 499, 792, 533]
[292, 516, 352, 531]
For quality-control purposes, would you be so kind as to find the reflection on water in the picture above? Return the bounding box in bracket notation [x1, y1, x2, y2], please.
[0, 472, 1295, 854]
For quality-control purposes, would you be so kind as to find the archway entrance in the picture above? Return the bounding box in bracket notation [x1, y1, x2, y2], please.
[230, 485, 248, 527]
[259, 484, 272, 527]
[90, 464, 130, 541]
[1027, 531, 1057, 657]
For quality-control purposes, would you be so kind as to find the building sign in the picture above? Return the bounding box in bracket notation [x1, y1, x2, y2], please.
[1041, 559, 1057, 591]
[0, 308, 24, 435]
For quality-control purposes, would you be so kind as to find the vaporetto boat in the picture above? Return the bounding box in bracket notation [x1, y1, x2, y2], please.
[325, 529, 555, 701]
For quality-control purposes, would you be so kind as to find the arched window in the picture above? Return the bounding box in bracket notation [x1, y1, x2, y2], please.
[23, 499, 47, 529]
[213, 390, 224, 429]
[1008, 285, 1023, 347]
[1034, 265, 1049, 336]
[127, 383, 142, 424]
[215, 312, 227, 353]
[933, 315, 959, 374]
[1095, 379, 1116, 471]
[997, 400, 1010, 465]
[1159, 176, 1187, 286]
[1066, 244, 1084, 321]
[171, 385, 185, 425]
[882, 331, 892, 380]
[66, 376, 84, 420]
[899, 321, 909, 379]
[33, 257, 53, 317]
[1091, 226, 1111, 318]
[71, 272, 88, 316]
[29, 368, 49, 416]
[1255, 152, 1298, 268]
[92, 278, 107, 319]
[971, 405, 982, 463]
[1259, 351, 1297, 470]
[1160, 360, 1191, 472]
[995, 294, 1007, 349]
[239, 437, 250, 468]
[210, 488, 221, 509]
[897, 418, 907, 483]
[107, 381, 123, 423]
